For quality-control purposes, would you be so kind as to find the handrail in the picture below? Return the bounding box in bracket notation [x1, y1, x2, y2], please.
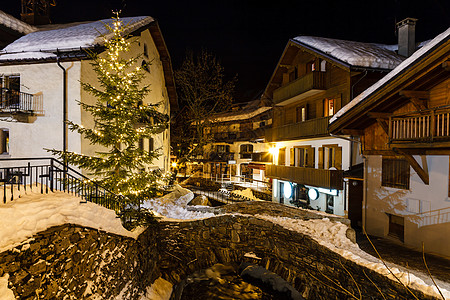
[0, 88, 38, 113]
[0, 157, 123, 212]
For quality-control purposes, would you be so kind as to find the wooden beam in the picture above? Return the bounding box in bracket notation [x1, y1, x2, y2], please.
[341, 129, 364, 136]
[395, 149, 429, 185]
[376, 119, 389, 135]
[399, 90, 430, 99]
[442, 60, 450, 72]
[367, 112, 391, 119]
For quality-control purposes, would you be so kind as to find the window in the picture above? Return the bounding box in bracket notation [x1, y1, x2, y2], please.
[293, 146, 315, 168]
[240, 144, 253, 159]
[388, 214, 404, 242]
[324, 98, 335, 116]
[148, 138, 154, 152]
[318, 145, 342, 170]
[0, 75, 20, 107]
[143, 43, 148, 58]
[216, 145, 230, 153]
[296, 105, 307, 122]
[0, 129, 9, 154]
[138, 138, 144, 150]
[382, 157, 410, 189]
[320, 60, 327, 72]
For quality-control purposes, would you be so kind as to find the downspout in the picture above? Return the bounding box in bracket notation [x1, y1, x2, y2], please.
[57, 54, 68, 170]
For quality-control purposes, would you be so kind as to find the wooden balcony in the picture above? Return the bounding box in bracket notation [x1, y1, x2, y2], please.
[389, 107, 450, 147]
[266, 117, 330, 142]
[273, 71, 326, 105]
[266, 165, 343, 190]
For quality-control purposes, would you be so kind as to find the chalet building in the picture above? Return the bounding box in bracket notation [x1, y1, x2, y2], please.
[0, 12, 177, 172]
[202, 99, 272, 185]
[329, 27, 450, 257]
[263, 25, 411, 219]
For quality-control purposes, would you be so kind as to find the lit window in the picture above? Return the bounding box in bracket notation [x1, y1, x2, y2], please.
[143, 43, 148, 58]
[324, 98, 335, 116]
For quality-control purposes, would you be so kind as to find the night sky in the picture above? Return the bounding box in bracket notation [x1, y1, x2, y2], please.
[2, 0, 450, 101]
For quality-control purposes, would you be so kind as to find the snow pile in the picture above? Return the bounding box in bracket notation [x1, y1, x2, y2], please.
[231, 188, 262, 201]
[0, 188, 139, 252]
[142, 185, 215, 220]
[294, 36, 404, 70]
[2, 16, 154, 54]
[0, 274, 14, 300]
[0, 10, 37, 36]
[0, 51, 56, 61]
[138, 278, 173, 300]
[257, 215, 450, 299]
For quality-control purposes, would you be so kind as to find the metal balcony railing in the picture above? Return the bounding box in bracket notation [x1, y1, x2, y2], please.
[266, 164, 343, 190]
[0, 157, 123, 212]
[0, 88, 43, 114]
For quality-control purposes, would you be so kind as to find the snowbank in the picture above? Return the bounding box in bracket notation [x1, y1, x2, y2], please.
[257, 215, 450, 299]
[0, 188, 139, 252]
[138, 278, 172, 300]
[142, 185, 215, 220]
[0, 274, 14, 300]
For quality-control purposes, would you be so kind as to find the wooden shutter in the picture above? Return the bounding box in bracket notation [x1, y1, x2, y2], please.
[335, 146, 342, 170]
[307, 147, 315, 168]
[316, 100, 323, 118]
[290, 148, 295, 166]
[318, 147, 324, 169]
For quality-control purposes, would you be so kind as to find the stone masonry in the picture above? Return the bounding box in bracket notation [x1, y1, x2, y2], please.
[0, 201, 441, 299]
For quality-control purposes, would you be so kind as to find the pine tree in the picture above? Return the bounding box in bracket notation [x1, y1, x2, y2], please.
[49, 15, 168, 222]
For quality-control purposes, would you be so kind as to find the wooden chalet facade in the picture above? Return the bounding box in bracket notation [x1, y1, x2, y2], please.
[202, 99, 273, 184]
[264, 34, 405, 218]
[329, 28, 450, 257]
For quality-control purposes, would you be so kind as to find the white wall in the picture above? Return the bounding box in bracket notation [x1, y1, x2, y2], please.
[365, 155, 450, 257]
[0, 61, 82, 161]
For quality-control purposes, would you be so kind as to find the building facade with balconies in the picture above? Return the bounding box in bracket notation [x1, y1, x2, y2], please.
[329, 27, 450, 257]
[202, 99, 273, 186]
[0, 14, 177, 172]
[264, 33, 406, 218]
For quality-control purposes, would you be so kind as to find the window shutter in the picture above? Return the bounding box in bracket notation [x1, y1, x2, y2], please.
[316, 101, 323, 118]
[318, 147, 324, 169]
[335, 147, 342, 170]
[307, 147, 315, 167]
[290, 148, 295, 166]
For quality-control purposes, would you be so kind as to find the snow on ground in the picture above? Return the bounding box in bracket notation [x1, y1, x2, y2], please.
[138, 277, 173, 300]
[142, 185, 215, 220]
[0, 186, 139, 253]
[0, 274, 14, 300]
[230, 188, 262, 201]
[257, 215, 450, 299]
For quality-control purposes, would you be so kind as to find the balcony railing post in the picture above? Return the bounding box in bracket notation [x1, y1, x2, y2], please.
[431, 109, 435, 141]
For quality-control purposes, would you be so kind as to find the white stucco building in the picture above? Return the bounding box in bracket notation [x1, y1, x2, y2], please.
[0, 14, 177, 173]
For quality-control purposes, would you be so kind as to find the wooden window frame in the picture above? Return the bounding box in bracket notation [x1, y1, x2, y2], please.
[296, 104, 308, 122]
[382, 157, 410, 189]
[318, 144, 342, 170]
[293, 146, 315, 168]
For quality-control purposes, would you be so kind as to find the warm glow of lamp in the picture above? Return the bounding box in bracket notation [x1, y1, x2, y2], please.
[171, 162, 177, 168]
[269, 146, 278, 155]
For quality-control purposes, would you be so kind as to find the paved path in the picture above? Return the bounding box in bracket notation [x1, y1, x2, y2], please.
[356, 230, 450, 284]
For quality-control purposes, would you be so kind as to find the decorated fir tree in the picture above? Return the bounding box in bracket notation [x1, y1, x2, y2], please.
[49, 15, 168, 221]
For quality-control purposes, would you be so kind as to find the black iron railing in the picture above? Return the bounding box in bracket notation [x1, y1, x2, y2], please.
[0, 158, 123, 212]
[0, 88, 41, 113]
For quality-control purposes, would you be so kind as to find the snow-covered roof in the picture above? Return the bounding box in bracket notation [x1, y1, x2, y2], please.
[212, 107, 271, 123]
[293, 36, 405, 70]
[0, 16, 154, 61]
[330, 27, 450, 124]
[0, 10, 37, 35]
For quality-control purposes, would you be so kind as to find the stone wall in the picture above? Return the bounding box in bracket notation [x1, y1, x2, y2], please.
[0, 205, 441, 299]
[157, 215, 437, 300]
[0, 224, 160, 299]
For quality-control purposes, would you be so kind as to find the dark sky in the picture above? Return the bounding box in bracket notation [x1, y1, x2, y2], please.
[2, 0, 450, 101]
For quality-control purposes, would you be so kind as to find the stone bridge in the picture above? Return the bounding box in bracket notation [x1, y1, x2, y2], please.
[0, 202, 438, 299]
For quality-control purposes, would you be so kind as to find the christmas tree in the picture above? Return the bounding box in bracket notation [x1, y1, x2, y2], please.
[49, 14, 169, 224]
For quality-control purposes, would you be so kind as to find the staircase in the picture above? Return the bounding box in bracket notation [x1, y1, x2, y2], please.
[0, 157, 123, 212]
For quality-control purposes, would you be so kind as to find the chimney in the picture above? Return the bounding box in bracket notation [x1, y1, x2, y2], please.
[396, 17, 418, 57]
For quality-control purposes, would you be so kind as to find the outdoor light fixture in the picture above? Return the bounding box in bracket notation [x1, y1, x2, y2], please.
[269, 145, 278, 155]
[171, 162, 177, 168]
[308, 188, 319, 200]
[283, 182, 292, 198]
